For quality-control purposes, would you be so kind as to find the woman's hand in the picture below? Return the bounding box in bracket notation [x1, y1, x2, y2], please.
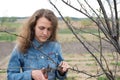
[58, 61, 70, 74]
[32, 69, 48, 80]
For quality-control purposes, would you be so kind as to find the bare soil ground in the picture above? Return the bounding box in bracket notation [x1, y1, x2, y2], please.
[0, 42, 15, 61]
[0, 41, 114, 61]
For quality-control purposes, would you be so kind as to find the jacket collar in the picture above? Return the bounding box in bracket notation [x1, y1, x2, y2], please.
[32, 38, 49, 49]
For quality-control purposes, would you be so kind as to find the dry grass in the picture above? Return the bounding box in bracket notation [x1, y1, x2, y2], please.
[63, 53, 97, 80]
[63, 53, 120, 80]
[58, 34, 77, 43]
[58, 33, 105, 43]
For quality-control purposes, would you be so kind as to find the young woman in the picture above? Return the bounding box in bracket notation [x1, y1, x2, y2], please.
[7, 9, 69, 80]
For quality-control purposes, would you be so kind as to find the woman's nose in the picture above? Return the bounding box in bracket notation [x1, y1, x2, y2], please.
[43, 29, 48, 35]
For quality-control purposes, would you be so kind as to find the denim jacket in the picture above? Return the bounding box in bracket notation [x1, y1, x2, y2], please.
[7, 39, 66, 80]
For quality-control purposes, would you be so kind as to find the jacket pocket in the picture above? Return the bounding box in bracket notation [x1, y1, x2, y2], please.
[23, 54, 38, 70]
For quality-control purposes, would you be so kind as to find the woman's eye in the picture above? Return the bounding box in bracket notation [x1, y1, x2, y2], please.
[47, 28, 52, 31]
[39, 26, 45, 30]
[38, 26, 52, 31]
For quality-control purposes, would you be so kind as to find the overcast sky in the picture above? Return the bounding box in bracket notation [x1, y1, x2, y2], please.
[0, 0, 88, 18]
[0, 0, 51, 17]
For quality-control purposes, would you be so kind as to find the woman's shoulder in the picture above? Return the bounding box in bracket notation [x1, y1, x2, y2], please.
[11, 44, 23, 55]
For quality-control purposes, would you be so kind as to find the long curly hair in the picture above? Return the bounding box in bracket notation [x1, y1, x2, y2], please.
[17, 9, 58, 53]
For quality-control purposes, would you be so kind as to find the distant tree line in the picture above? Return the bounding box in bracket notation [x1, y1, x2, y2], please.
[0, 17, 28, 23]
[0, 17, 17, 22]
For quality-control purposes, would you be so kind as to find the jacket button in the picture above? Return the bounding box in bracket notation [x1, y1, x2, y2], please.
[41, 56, 44, 59]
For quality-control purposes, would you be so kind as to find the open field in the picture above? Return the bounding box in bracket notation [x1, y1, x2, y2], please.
[0, 19, 119, 80]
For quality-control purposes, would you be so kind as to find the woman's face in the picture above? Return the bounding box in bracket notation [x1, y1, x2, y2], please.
[34, 17, 52, 43]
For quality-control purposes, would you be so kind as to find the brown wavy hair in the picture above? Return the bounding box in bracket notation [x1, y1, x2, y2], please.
[17, 9, 58, 53]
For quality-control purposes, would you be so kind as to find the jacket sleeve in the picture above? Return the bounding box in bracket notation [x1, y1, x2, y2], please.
[7, 46, 32, 80]
[55, 43, 67, 80]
